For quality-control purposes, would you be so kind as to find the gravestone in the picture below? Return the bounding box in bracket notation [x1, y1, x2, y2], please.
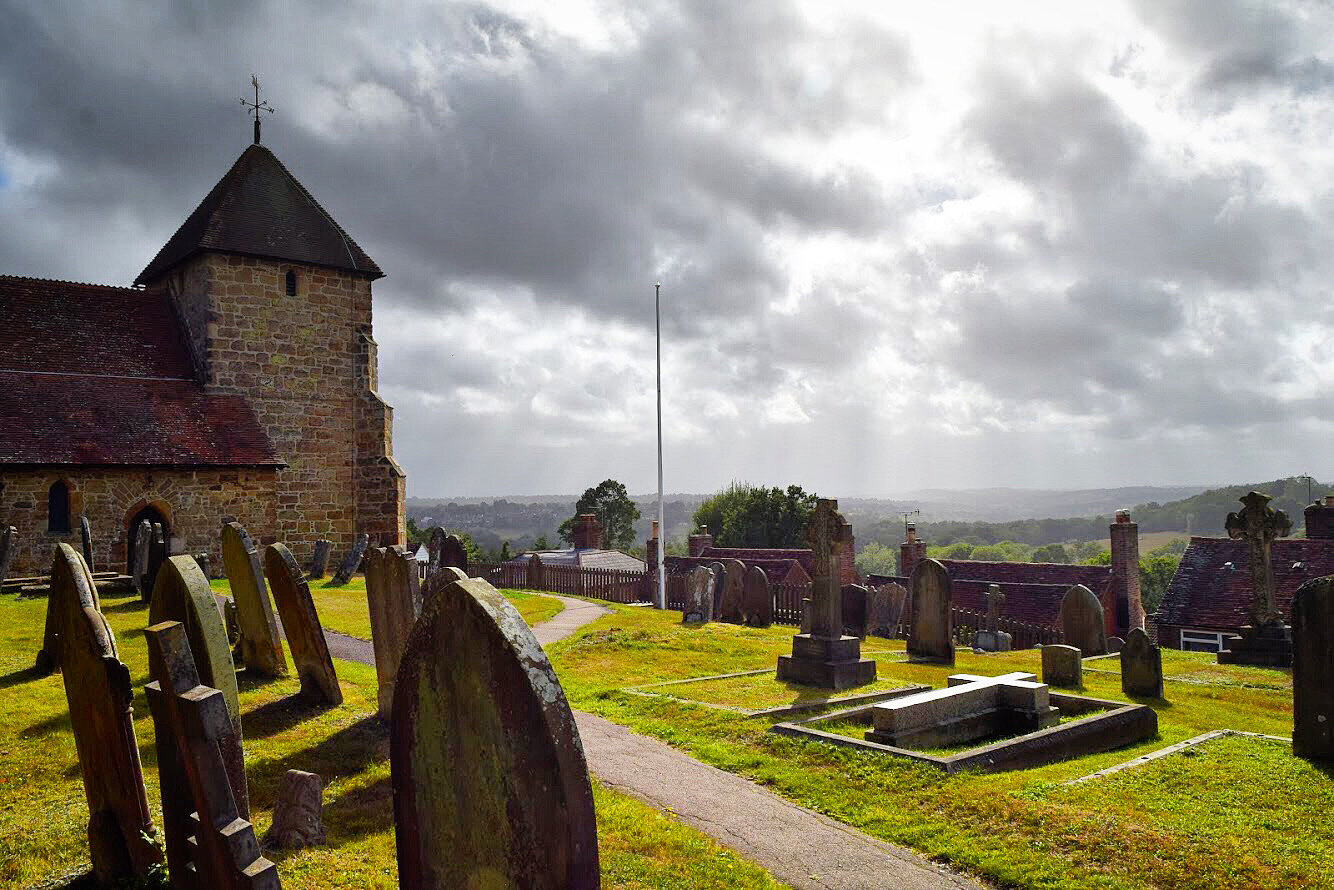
[145, 522, 168, 603]
[682, 566, 715, 624]
[221, 521, 288, 678]
[426, 527, 447, 574]
[333, 532, 370, 584]
[365, 546, 419, 719]
[0, 525, 15, 588]
[800, 596, 812, 634]
[1106, 636, 1125, 654]
[391, 577, 600, 888]
[742, 565, 773, 627]
[1059, 584, 1108, 656]
[1041, 644, 1082, 688]
[1219, 491, 1296, 667]
[528, 552, 545, 590]
[841, 584, 869, 638]
[907, 558, 954, 665]
[309, 539, 333, 580]
[1120, 627, 1163, 698]
[709, 561, 727, 614]
[143, 621, 280, 888]
[866, 582, 906, 638]
[441, 533, 469, 572]
[40, 544, 162, 883]
[718, 558, 746, 623]
[974, 584, 1013, 652]
[148, 555, 249, 819]
[79, 514, 94, 569]
[133, 519, 154, 602]
[264, 543, 343, 705]
[1292, 576, 1334, 760]
[266, 770, 326, 850]
[194, 552, 212, 579]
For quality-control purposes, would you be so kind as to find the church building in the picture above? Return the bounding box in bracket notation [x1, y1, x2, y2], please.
[0, 133, 405, 576]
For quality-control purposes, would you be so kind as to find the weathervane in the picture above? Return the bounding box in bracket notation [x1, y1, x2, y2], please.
[240, 74, 274, 145]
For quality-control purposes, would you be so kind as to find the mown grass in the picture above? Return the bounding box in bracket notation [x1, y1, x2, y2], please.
[547, 602, 1327, 890]
[0, 590, 782, 889]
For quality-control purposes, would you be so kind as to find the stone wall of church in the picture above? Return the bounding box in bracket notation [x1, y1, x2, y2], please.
[0, 467, 277, 578]
[355, 330, 407, 546]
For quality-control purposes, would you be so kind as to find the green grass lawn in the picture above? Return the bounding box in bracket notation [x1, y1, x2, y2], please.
[0, 590, 782, 889]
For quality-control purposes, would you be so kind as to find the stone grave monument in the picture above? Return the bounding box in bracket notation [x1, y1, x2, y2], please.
[309, 539, 333, 580]
[0, 524, 15, 588]
[133, 519, 154, 602]
[265, 770, 326, 850]
[1292, 575, 1334, 760]
[1059, 584, 1108, 656]
[865, 582, 906, 638]
[866, 672, 1058, 748]
[1041, 644, 1082, 688]
[682, 565, 715, 624]
[79, 514, 94, 569]
[144, 522, 168, 603]
[528, 552, 545, 590]
[441, 533, 469, 572]
[391, 576, 600, 888]
[365, 546, 419, 719]
[717, 558, 746, 622]
[427, 526, 447, 575]
[1219, 491, 1295, 667]
[1120, 627, 1163, 698]
[776, 499, 877, 689]
[908, 558, 954, 665]
[332, 532, 370, 584]
[974, 584, 1013, 652]
[264, 543, 343, 705]
[221, 521, 288, 678]
[742, 565, 773, 627]
[841, 584, 869, 638]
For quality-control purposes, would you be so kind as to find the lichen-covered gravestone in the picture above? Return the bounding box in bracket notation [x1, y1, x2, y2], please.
[1120, 627, 1163, 698]
[1292, 575, 1334, 760]
[391, 577, 600, 888]
[0, 524, 15, 587]
[79, 514, 94, 570]
[427, 526, 447, 574]
[148, 555, 249, 821]
[1059, 584, 1108, 656]
[266, 770, 326, 850]
[42, 544, 162, 882]
[841, 584, 869, 638]
[1041, 644, 1082, 688]
[221, 521, 288, 678]
[264, 543, 343, 705]
[332, 532, 370, 584]
[742, 565, 773, 628]
[908, 558, 954, 665]
[718, 558, 746, 623]
[682, 566, 714, 624]
[365, 546, 419, 719]
[308, 539, 333, 580]
[868, 582, 908, 638]
[133, 519, 154, 602]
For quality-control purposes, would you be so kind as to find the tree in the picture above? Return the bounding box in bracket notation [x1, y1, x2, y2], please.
[854, 541, 898, 577]
[1031, 543, 1070, 564]
[534, 534, 550, 550]
[558, 479, 641, 551]
[691, 483, 817, 548]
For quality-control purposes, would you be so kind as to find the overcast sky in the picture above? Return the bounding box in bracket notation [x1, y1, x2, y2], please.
[3, 1, 1332, 497]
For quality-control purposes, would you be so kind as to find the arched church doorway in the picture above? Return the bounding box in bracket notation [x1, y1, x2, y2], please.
[126, 505, 171, 575]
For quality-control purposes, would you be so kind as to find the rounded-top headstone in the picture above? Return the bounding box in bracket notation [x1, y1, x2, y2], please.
[1292, 576, 1334, 760]
[220, 521, 287, 678]
[742, 565, 772, 628]
[718, 559, 746, 623]
[1120, 627, 1163, 699]
[908, 558, 954, 665]
[264, 543, 343, 706]
[683, 566, 715, 624]
[1059, 584, 1108, 656]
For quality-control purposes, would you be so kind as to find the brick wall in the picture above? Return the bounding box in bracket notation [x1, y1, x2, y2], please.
[1108, 511, 1144, 634]
[0, 467, 277, 577]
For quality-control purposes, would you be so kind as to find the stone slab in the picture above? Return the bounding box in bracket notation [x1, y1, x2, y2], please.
[333, 532, 370, 584]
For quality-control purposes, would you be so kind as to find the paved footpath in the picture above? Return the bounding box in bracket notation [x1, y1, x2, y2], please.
[319, 591, 985, 890]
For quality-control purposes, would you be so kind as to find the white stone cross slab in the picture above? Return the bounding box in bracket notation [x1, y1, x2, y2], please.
[872, 671, 1049, 737]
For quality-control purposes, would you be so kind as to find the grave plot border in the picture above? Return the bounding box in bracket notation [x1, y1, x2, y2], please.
[1063, 728, 1289, 785]
[770, 691, 1157, 774]
[620, 667, 926, 719]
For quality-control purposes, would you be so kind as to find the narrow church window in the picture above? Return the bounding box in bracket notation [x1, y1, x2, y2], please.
[48, 481, 71, 533]
[286, 269, 297, 296]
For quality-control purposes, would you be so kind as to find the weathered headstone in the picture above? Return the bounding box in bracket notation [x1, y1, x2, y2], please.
[40, 544, 162, 883]
[194, 552, 212, 579]
[868, 582, 908, 638]
[0, 524, 15, 588]
[709, 561, 727, 614]
[79, 514, 94, 570]
[419, 565, 469, 612]
[265, 770, 326, 850]
[1059, 584, 1108, 656]
[1041, 644, 1083, 688]
[264, 543, 343, 705]
[441, 533, 468, 572]
[365, 546, 419, 719]
[1219, 490, 1296, 667]
[1120, 627, 1163, 698]
[1106, 636, 1125, 654]
[427, 527, 447, 573]
[682, 566, 715, 624]
[528, 552, 546, 590]
[221, 521, 288, 678]
[974, 584, 1013, 652]
[332, 532, 370, 584]
[309, 539, 333, 580]
[148, 555, 249, 820]
[800, 596, 812, 634]
[144, 621, 280, 888]
[133, 519, 154, 602]
[391, 577, 600, 888]
[145, 522, 168, 603]
[907, 558, 954, 665]
[841, 584, 869, 638]
[1292, 575, 1334, 760]
[717, 558, 746, 622]
[742, 565, 773, 627]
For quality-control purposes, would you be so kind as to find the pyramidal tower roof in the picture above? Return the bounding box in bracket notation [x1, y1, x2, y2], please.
[136, 143, 382, 285]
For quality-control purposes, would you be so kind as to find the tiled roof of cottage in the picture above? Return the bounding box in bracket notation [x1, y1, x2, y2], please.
[516, 549, 646, 572]
[868, 573, 1075, 628]
[0, 276, 280, 468]
[1154, 536, 1334, 630]
[938, 559, 1112, 594]
[135, 143, 382, 285]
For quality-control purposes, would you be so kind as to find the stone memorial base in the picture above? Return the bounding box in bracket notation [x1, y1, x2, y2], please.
[865, 672, 1059, 749]
[973, 630, 1012, 652]
[777, 633, 877, 690]
[1218, 622, 1293, 668]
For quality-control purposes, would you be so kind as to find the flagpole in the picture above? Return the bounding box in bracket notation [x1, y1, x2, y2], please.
[655, 281, 666, 610]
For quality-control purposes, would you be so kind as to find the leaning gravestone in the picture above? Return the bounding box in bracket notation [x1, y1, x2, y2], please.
[718, 558, 746, 622]
[742, 565, 773, 628]
[365, 546, 419, 719]
[40, 544, 163, 883]
[264, 543, 343, 705]
[907, 559, 954, 665]
[1060, 584, 1108, 656]
[841, 584, 869, 638]
[332, 532, 370, 584]
[144, 621, 280, 887]
[221, 521, 288, 678]
[441, 533, 469, 572]
[1042, 644, 1083, 688]
[0, 524, 15, 588]
[309, 539, 333, 580]
[683, 566, 715, 624]
[1121, 627, 1163, 698]
[391, 577, 600, 888]
[134, 519, 154, 602]
[79, 514, 94, 570]
[148, 555, 249, 820]
[1292, 575, 1334, 760]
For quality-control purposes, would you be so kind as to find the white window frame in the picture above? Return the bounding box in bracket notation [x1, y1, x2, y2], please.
[1180, 629, 1227, 653]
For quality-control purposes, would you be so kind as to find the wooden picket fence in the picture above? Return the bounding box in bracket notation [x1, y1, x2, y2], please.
[950, 606, 1064, 649]
[467, 561, 648, 605]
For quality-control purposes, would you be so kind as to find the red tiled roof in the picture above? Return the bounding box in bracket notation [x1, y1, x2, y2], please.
[136, 144, 382, 285]
[1154, 536, 1334, 630]
[938, 559, 1112, 594]
[512, 549, 646, 572]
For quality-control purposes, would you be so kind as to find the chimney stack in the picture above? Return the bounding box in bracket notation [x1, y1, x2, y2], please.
[572, 514, 601, 550]
[1109, 509, 1143, 634]
[1304, 497, 1334, 540]
[688, 525, 714, 557]
[899, 522, 926, 580]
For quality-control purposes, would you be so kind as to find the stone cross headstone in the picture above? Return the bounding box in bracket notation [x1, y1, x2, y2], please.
[365, 546, 419, 719]
[984, 584, 1006, 632]
[1120, 627, 1163, 698]
[867, 671, 1057, 747]
[973, 583, 1013, 652]
[717, 558, 746, 623]
[807, 500, 846, 639]
[682, 566, 715, 624]
[221, 521, 288, 679]
[264, 543, 343, 705]
[441, 533, 468, 572]
[907, 558, 954, 665]
[309, 539, 333, 580]
[39, 544, 162, 883]
[333, 532, 370, 584]
[79, 514, 94, 570]
[1059, 584, 1108, 656]
[0, 524, 15, 588]
[1226, 490, 1293, 628]
[1292, 575, 1334, 760]
[841, 584, 869, 638]
[133, 519, 154, 602]
[742, 565, 773, 627]
[265, 770, 326, 850]
[1041, 644, 1083, 688]
[528, 552, 545, 590]
[147, 555, 249, 820]
[143, 621, 280, 888]
[391, 577, 600, 888]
